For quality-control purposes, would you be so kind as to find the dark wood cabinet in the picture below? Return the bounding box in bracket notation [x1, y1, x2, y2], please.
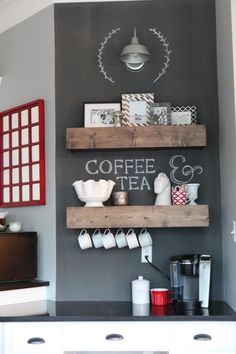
[0, 232, 37, 282]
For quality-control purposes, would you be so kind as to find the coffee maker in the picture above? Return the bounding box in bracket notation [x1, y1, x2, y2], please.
[169, 254, 211, 308]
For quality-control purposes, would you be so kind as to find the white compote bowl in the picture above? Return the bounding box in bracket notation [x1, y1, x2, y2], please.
[72, 179, 116, 207]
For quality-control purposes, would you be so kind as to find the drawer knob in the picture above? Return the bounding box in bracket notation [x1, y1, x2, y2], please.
[27, 337, 45, 345]
[193, 334, 212, 341]
[105, 333, 124, 341]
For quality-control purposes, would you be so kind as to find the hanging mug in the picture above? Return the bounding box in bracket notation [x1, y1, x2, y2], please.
[171, 185, 187, 205]
[126, 229, 139, 249]
[102, 229, 116, 249]
[115, 228, 128, 248]
[92, 229, 103, 249]
[78, 229, 93, 250]
[138, 228, 153, 247]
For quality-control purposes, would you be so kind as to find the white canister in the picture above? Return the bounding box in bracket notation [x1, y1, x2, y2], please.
[131, 276, 150, 305]
[9, 222, 22, 232]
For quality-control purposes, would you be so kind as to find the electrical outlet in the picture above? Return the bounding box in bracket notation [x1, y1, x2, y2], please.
[141, 245, 152, 263]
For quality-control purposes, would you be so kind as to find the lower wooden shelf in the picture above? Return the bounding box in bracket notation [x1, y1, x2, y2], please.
[66, 205, 209, 229]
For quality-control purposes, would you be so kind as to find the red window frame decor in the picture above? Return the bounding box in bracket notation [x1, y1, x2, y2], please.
[0, 99, 46, 207]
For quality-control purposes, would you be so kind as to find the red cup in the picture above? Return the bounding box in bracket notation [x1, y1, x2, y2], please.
[150, 288, 172, 306]
[151, 305, 168, 316]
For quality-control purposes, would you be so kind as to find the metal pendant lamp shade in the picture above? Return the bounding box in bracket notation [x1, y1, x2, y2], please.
[120, 28, 150, 71]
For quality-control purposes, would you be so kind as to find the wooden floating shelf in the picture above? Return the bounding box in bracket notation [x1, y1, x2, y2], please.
[66, 125, 207, 150]
[66, 205, 209, 229]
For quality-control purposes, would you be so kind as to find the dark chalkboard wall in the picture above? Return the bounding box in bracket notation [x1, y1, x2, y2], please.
[55, 0, 222, 301]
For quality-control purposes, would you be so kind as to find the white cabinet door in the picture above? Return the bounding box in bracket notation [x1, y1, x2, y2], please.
[0, 323, 3, 354]
[169, 321, 236, 352]
[64, 321, 170, 352]
[170, 351, 236, 354]
[3, 322, 64, 354]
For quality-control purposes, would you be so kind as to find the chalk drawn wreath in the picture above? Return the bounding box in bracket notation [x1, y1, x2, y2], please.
[97, 27, 171, 85]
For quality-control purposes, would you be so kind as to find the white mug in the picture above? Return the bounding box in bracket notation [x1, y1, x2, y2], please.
[9, 221, 22, 232]
[115, 228, 128, 248]
[77, 229, 92, 250]
[102, 229, 116, 249]
[138, 228, 153, 247]
[92, 229, 103, 248]
[126, 229, 139, 249]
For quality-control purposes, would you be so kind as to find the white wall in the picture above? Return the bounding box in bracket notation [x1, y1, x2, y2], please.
[216, 0, 236, 309]
[0, 0, 145, 34]
[231, 0, 236, 119]
[0, 6, 56, 300]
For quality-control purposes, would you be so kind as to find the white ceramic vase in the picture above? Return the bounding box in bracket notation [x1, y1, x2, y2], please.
[186, 183, 200, 205]
[72, 179, 115, 207]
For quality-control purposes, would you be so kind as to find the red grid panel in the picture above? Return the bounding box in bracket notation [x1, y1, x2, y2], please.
[0, 99, 46, 207]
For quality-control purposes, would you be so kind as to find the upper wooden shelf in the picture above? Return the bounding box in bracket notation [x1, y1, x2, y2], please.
[66, 205, 209, 229]
[66, 125, 207, 150]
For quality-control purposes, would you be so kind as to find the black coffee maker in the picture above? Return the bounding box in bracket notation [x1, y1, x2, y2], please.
[169, 254, 211, 309]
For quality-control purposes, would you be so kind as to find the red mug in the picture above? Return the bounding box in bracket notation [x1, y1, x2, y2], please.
[151, 305, 168, 316]
[150, 288, 172, 306]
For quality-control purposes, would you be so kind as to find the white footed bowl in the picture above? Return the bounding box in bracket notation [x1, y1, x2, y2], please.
[72, 179, 115, 207]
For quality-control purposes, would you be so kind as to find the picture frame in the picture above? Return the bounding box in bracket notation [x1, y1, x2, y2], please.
[171, 106, 197, 125]
[121, 93, 154, 126]
[0, 99, 46, 207]
[84, 103, 121, 127]
[151, 102, 171, 125]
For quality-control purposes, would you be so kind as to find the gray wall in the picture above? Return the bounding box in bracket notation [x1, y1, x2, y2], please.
[55, 0, 222, 301]
[0, 6, 56, 300]
[216, 0, 236, 310]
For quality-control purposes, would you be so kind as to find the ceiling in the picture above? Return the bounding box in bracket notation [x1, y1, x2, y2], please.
[0, 0, 52, 33]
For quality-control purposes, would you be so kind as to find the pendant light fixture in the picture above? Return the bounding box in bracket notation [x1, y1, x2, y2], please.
[120, 28, 150, 71]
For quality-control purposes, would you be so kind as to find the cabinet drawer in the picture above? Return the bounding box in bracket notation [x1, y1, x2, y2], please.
[169, 322, 236, 351]
[64, 321, 169, 351]
[4, 322, 63, 354]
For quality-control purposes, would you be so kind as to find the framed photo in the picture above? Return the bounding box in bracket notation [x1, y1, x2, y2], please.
[84, 103, 121, 127]
[171, 106, 197, 125]
[151, 102, 171, 125]
[0, 99, 46, 207]
[121, 93, 154, 126]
